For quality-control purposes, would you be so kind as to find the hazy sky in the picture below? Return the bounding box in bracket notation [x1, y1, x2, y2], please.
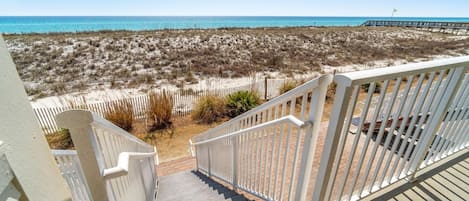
[1, 0, 468, 17]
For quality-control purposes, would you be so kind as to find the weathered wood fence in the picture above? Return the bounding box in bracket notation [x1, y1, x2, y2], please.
[33, 77, 309, 134]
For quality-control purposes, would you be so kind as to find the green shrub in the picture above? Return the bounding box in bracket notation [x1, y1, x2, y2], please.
[226, 91, 261, 117]
[361, 82, 382, 93]
[279, 80, 298, 95]
[147, 90, 174, 131]
[192, 94, 226, 124]
[104, 99, 134, 131]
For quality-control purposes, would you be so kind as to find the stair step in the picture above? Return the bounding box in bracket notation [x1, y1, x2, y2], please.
[157, 170, 251, 201]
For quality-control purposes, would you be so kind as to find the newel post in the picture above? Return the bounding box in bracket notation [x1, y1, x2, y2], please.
[56, 110, 110, 201]
[0, 35, 72, 201]
[311, 76, 354, 201]
[294, 75, 332, 201]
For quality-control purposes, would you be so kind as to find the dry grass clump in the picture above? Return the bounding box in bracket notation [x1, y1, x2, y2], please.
[104, 99, 134, 131]
[46, 129, 73, 149]
[8, 27, 469, 98]
[279, 80, 300, 95]
[147, 90, 174, 132]
[191, 94, 227, 124]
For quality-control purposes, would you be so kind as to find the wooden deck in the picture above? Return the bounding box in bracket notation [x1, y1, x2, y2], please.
[364, 150, 469, 201]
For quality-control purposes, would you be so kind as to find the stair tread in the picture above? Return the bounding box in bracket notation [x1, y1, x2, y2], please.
[157, 170, 250, 201]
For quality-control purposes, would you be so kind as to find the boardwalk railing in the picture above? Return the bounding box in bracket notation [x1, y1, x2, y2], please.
[314, 56, 469, 201]
[192, 74, 332, 200]
[34, 77, 313, 135]
[362, 20, 469, 29]
[56, 110, 159, 201]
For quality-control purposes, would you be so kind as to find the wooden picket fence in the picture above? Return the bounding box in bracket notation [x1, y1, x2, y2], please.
[33, 77, 310, 135]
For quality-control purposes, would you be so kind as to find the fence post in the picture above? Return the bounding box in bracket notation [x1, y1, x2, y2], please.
[311, 77, 354, 201]
[264, 77, 268, 100]
[56, 110, 110, 201]
[0, 35, 72, 201]
[294, 75, 332, 201]
[407, 66, 467, 181]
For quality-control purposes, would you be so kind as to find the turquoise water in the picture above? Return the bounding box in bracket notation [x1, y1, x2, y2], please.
[1, 16, 469, 34]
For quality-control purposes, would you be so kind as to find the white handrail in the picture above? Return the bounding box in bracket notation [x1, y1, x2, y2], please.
[103, 151, 158, 180]
[335, 56, 469, 86]
[56, 110, 158, 201]
[193, 115, 308, 146]
[192, 75, 332, 201]
[314, 56, 469, 201]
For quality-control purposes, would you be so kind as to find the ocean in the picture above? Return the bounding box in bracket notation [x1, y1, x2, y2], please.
[1, 16, 469, 34]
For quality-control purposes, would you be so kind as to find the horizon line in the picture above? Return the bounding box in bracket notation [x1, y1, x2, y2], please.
[1, 15, 469, 18]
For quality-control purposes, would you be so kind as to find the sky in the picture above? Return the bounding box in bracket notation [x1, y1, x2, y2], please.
[1, 0, 468, 17]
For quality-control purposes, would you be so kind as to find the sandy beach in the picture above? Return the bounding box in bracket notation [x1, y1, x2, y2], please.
[4, 26, 469, 105]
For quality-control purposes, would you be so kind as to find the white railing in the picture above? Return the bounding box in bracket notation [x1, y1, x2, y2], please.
[314, 56, 469, 201]
[192, 56, 469, 201]
[193, 116, 308, 200]
[55, 110, 158, 201]
[52, 150, 92, 201]
[192, 74, 332, 201]
[421, 74, 469, 167]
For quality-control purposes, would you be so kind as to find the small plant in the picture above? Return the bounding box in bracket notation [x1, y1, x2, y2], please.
[104, 99, 134, 131]
[147, 90, 174, 131]
[361, 82, 382, 93]
[46, 129, 73, 149]
[192, 94, 226, 124]
[226, 91, 260, 117]
[279, 80, 298, 95]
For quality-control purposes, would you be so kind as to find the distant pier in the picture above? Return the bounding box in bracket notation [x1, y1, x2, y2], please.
[362, 20, 469, 35]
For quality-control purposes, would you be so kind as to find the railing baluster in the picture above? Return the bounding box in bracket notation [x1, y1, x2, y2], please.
[347, 80, 389, 200]
[336, 82, 376, 200]
[366, 78, 403, 193]
[386, 74, 426, 183]
[407, 67, 467, 180]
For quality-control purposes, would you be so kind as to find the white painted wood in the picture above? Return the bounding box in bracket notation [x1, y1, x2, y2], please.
[313, 57, 469, 201]
[56, 110, 158, 201]
[193, 116, 305, 145]
[294, 74, 332, 201]
[0, 142, 19, 201]
[55, 110, 110, 201]
[0, 183, 20, 201]
[407, 67, 467, 179]
[0, 35, 72, 201]
[52, 150, 92, 201]
[312, 83, 354, 201]
[334, 56, 469, 87]
[192, 75, 332, 200]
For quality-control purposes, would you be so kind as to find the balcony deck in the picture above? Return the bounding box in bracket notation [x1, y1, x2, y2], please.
[365, 150, 468, 201]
